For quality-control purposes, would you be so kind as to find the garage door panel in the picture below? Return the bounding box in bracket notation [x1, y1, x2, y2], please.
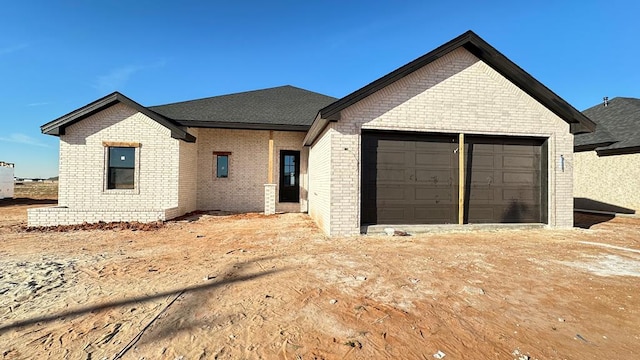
[415, 207, 455, 224]
[502, 171, 538, 185]
[378, 139, 409, 150]
[467, 186, 496, 201]
[378, 151, 406, 164]
[503, 144, 536, 154]
[501, 203, 541, 223]
[503, 155, 537, 168]
[415, 186, 454, 201]
[415, 170, 454, 185]
[361, 132, 458, 225]
[377, 186, 407, 201]
[471, 143, 495, 152]
[377, 169, 408, 182]
[467, 206, 496, 223]
[468, 203, 541, 223]
[466, 136, 545, 224]
[415, 140, 453, 149]
[469, 170, 496, 185]
[415, 152, 452, 166]
[470, 154, 495, 167]
[377, 207, 410, 223]
[503, 188, 537, 201]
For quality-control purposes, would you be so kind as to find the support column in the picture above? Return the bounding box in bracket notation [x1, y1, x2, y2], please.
[265, 131, 276, 215]
[264, 184, 276, 215]
[268, 130, 274, 183]
[458, 133, 465, 225]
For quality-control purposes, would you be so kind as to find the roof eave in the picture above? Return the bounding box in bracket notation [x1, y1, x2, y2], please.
[570, 121, 595, 134]
[41, 92, 122, 136]
[175, 120, 310, 132]
[574, 141, 617, 152]
[596, 145, 640, 157]
[303, 112, 339, 146]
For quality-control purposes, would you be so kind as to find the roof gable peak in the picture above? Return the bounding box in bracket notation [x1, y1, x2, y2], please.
[304, 30, 595, 145]
[41, 91, 195, 142]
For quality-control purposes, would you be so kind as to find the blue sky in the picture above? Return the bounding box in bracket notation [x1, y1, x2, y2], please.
[1, 1, 638, 178]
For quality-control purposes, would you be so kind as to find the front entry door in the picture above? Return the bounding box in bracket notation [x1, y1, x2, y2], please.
[279, 150, 300, 203]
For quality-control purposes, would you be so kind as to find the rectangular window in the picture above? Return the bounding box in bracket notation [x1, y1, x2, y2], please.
[216, 155, 229, 178]
[108, 147, 135, 189]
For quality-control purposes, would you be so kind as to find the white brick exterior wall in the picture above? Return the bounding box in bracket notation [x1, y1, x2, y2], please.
[177, 128, 199, 216]
[28, 207, 169, 226]
[29, 113, 309, 226]
[195, 129, 306, 213]
[196, 128, 267, 212]
[310, 48, 574, 236]
[574, 151, 640, 212]
[28, 103, 185, 226]
[308, 126, 332, 235]
[299, 147, 310, 212]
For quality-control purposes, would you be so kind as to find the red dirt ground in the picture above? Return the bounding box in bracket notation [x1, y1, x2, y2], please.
[1, 192, 640, 359]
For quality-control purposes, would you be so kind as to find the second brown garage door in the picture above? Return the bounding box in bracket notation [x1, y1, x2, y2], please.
[361, 131, 547, 225]
[464, 136, 547, 223]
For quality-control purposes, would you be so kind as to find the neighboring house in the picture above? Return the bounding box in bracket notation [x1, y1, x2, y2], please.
[28, 31, 595, 235]
[0, 162, 14, 199]
[574, 97, 640, 214]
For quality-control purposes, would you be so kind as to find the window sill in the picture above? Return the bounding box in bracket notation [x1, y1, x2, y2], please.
[103, 188, 140, 195]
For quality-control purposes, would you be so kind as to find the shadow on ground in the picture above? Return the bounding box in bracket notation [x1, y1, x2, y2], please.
[0, 257, 286, 335]
[0, 198, 57, 207]
[574, 198, 636, 229]
[574, 212, 615, 229]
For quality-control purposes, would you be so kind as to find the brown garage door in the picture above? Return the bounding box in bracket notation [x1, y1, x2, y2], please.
[361, 132, 459, 225]
[464, 136, 547, 223]
[361, 132, 547, 226]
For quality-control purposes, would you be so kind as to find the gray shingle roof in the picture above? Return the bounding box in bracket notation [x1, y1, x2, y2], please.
[575, 97, 640, 155]
[149, 85, 337, 131]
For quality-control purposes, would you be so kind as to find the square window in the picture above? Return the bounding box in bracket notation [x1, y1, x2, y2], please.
[216, 155, 228, 178]
[107, 147, 135, 189]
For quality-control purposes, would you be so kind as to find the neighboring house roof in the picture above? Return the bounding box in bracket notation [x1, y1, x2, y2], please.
[575, 97, 640, 155]
[149, 85, 337, 131]
[304, 30, 596, 146]
[41, 92, 196, 142]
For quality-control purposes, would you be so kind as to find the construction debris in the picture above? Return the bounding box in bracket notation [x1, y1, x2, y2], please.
[383, 228, 410, 236]
[24, 221, 164, 232]
[433, 350, 446, 359]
